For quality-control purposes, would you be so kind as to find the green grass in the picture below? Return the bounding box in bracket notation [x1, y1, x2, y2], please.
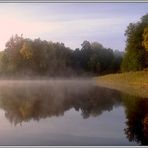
[95, 70, 148, 98]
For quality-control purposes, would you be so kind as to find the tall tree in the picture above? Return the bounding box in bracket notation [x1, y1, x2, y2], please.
[121, 14, 148, 71]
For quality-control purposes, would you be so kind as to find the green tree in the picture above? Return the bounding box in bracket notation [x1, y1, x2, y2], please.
[121, 14, 148, 71]
[80, 40, 92, 71]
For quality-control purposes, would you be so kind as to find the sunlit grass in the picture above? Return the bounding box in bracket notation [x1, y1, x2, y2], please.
[95, 69, 148, 98]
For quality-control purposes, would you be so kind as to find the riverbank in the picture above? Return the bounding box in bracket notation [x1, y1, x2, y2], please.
[95, 70, 148, 98]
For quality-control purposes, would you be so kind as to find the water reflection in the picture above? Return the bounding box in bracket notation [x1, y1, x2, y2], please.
[0, 80, 148, 145]
[0, 80, 121, 125]
[123, 94, 148, 145]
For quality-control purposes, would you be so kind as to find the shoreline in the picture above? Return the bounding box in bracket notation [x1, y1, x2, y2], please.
[95, 71, 148, 98]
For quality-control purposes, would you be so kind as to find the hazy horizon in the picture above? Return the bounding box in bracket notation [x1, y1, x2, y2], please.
[0, 3, 148, 51]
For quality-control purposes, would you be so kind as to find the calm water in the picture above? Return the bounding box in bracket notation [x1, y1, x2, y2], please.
[0, 80, 147, 146]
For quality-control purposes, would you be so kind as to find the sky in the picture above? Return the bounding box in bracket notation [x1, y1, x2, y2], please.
[0, 3, 148, 51]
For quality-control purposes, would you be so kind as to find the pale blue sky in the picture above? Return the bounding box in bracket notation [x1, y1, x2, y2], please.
[0, 3, 148, 51]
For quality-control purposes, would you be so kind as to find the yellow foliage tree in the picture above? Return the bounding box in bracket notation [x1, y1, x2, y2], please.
[20, 42, 33, 60]
[143, 26, 148, 51]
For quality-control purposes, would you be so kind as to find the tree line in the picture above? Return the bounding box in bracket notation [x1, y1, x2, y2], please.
[0, 35, 123, 77]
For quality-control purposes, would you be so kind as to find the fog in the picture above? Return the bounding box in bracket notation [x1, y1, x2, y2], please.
[0, 79, 121, 125]
[0, 78, 95, 87]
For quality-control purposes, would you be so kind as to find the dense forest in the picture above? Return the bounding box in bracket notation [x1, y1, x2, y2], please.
[0, 13, 148, 78]
[0, 35, 123, 77]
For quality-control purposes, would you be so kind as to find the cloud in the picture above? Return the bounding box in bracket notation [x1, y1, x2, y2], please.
[0, 3, 147, 51]
[0, 10, 127, 50]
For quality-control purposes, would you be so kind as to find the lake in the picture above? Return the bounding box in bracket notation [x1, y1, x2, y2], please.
[0, 79, 147, 146]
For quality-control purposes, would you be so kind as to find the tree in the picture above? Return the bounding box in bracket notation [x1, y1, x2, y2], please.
[121, 49, 143, 71]
[143, 26, 148, 50]
[3, 34, 24, 74]
[80, 40, 92, 71]
[113, 50, 123, 72]
[79, 41, 122, 75]
[121, 14, 148, 71]
[142, 26, 148, 66]
[20, 41, 33, 60]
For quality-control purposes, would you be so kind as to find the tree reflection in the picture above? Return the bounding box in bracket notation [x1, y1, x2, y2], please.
[123, 94, 148, 145]
[0, 81, 121, 125]
[1, 81, 148, 145]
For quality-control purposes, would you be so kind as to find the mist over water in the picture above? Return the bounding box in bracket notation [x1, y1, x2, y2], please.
[0, 79, 147, 145]
[0, 79, 120, 124]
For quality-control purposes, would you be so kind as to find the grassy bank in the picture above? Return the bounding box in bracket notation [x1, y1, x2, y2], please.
[95, 70, 148, 98]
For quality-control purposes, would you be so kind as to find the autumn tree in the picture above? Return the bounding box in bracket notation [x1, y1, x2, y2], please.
[121, 14, 148, 71]
[143, 26, 148, 50]
[20, 40, 33, 60]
